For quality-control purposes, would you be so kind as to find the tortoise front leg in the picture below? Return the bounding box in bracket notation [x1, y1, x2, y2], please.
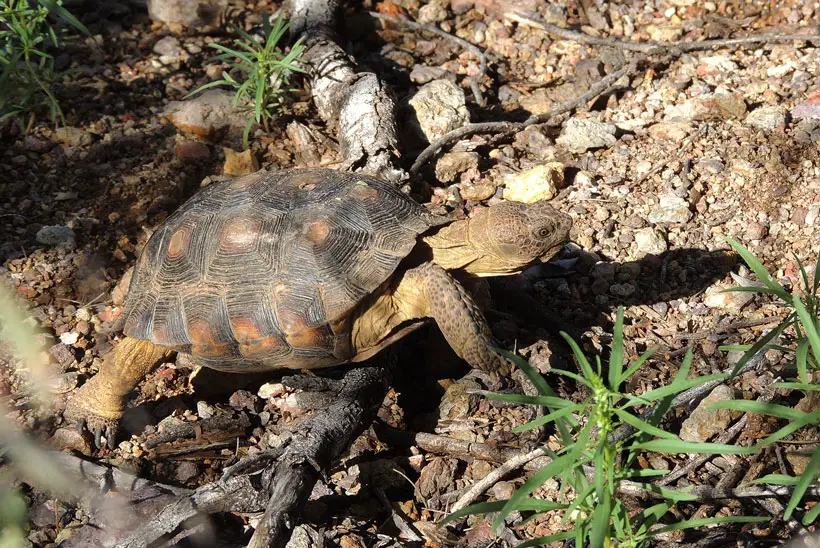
[399, 263, 505, 372]
[64, 337, 171, 448]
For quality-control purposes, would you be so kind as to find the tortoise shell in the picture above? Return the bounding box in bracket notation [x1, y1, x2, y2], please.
[122, 168, 442, 371]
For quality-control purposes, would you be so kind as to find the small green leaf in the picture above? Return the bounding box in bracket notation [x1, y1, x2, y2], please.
[794, 296, 820, 370]
[560, 331, 596, 382]
[785, 446, 820, 520]
[617, 346, 657, 387]
[493, 454, 575, 529]
[708, 400, 806, 421]
[614, 408, 678, 440]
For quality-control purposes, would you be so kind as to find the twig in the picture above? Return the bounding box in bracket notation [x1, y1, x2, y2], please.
[409, 61, 635, 176]
[656, 416, 747, 486]
[369, 11, 487, 106]
[451, 447, 546, 512]
[375, 487, 424, 542]
[508, 11, 820, 55]
[619, 480, 820, 501]
[673, 317, 779, 342]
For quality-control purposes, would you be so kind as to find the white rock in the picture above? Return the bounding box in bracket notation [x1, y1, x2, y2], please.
[556, 118, 617, 153]
[745, 106, 787, 132]
[258, 382, 285, 400]
[647, 194, 692, 224]
[59, 332, 80, 345]
[634, 228, 668, 255]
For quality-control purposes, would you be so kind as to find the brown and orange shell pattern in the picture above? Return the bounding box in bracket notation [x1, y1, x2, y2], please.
[121, 168, 442, 371]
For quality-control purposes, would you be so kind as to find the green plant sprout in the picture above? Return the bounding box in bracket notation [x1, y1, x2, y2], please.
[707, 237, 820, 525]
[0, 0, 88, 130]
[443, 308, 764, 547]
[187, 13, 306, 148]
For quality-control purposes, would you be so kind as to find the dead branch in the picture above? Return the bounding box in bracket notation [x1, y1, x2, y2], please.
[290, 0, 403, 183]
[451, 447, 546, 512]
[409, 61, 635, 176]
[116, 365, 391, 548]
[509, 11, 820, 54]
[368, 11, 487, 106]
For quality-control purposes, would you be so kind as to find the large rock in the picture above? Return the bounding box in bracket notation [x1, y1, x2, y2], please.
[148, 0, 227, 31]
[164, 90, 248, 142]
[679, 385, 735, 442]
[503, 163, 564, 203]
[556, 118, 617, 153]
[408, 79, 470, 143]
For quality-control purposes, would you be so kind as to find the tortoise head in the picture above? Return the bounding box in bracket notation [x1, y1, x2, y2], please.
[424, 201, 573, 276]
[465, 201, 573, 275]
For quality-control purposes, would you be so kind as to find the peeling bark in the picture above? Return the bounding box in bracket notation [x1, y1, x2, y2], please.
[289, 0, 404, 183]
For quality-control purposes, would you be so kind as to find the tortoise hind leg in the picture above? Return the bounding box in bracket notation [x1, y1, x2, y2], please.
[399, 262, 505, 372]
[64, 337, 172, 448]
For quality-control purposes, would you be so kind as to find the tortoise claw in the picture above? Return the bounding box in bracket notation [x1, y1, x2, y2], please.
[64, 383, 123, 452]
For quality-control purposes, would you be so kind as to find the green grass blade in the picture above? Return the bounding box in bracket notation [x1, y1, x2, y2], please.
[549, 367, 593, 389]
[727, 320, 788, 378]
[784, 446, 820, 520]
[627, 482, 699, 502]
[613, 408, 678, 440]
[652, 515, 769, 535]
[617, 346, 657, 386]
[481, 392, 573, 408]
[633, 440, 757, 455]
[493, 454, 575, 529]
[560, 331, 596, 381]
[608, 306, 624, 390]
[754, 410, 820, 447]
[748, 474, 799, 486]
[620, 374, 727, 408]
[512, 404, 585, 433]
[726, 236, 791, 301]
[708, 400, 806, 421]
[794, 296, 820, 368]
[803, 500, 820, 525]
[440, 499, 567, 525]
[589, 494, 611, 548]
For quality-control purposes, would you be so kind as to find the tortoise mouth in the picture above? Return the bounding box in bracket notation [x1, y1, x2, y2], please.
[538, 243, 567, 263]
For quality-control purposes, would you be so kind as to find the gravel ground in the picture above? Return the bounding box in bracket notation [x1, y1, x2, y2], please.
[2, 0, 820, 546]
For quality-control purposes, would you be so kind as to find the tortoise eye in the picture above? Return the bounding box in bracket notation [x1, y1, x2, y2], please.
[534, 224, 553, 239]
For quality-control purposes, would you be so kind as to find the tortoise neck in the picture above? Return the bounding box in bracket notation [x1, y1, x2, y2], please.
[420, 219, 480, 271]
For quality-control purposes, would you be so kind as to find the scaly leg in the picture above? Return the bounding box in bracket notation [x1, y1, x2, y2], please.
[64, 337, 171, 448]
[397, 262, 506, 372]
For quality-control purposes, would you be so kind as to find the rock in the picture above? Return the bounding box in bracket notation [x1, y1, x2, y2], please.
[745, 106, 787, 132]
[49, 343, 76, 370]
[165, 90, 248, 141]
[223, 148, 259, 175]
[417, 2, 448, 24]
[703, 282, 755, 313]
[647, 194, 692, 224]
[175, 140, 210, 163]
[609, 283, 635, 297]
[49, 372, 79, 394]
[489, 480, 515, 501]
[648, 121, 692, 141]
[679, 385, 735, 442]
[29, 500, 68, 528]
[175, 461, 198, 482]
[435, 151, 479, 183]
[417, 457, 458, 503]
[665, 93, 746, 122]
[258, 382, 285, 399]
[112, 267, 133, 306]
[634, 228, 667, 255]
[51, 427, 92, 455]
[409, 65, 449, 84]
[502, 163, 564, 203]
[196, 401, 216, 419]
[460, 182, 496, 202]
[228, 389, 259, 412]
[792, 90, 820, 120]
[408, 80, 469, 142]
[695, 55, 738, 77]
[148, 0, 227, 31]
[285, 525, 324, 548]
[36, 225, 75, 248]
[806, 205, 820, 226]
[556, 118, 617, 153]
[152, 36, 182, 59]
[59, 332, 80, 346]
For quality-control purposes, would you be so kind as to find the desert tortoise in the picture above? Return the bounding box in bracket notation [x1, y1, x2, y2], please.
[65, 168, 572, 446]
